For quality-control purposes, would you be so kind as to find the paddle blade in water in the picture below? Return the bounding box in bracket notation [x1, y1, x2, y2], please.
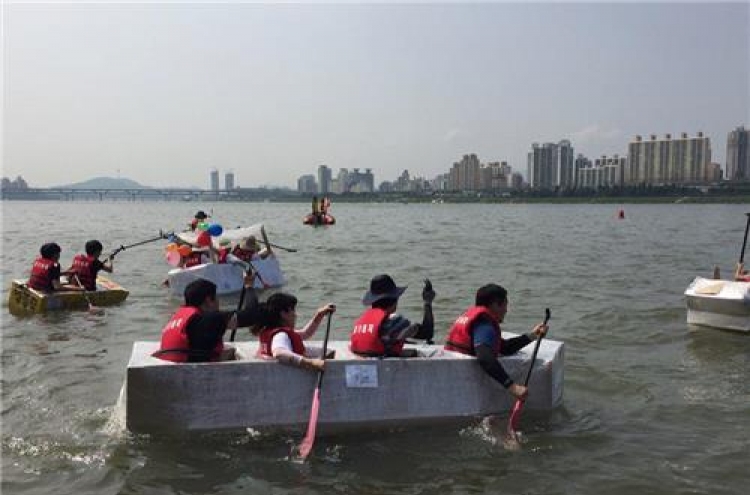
[298, 389, 321, 459]
[507, 399, 524, 436]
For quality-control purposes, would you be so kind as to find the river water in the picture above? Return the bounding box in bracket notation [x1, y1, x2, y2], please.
[1, 201, 749, 495]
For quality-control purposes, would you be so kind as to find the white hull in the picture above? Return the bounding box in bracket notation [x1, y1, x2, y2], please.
[118, 336, 565, 435]
[167, 257, 286, 296]
[684, 276, 750, 332]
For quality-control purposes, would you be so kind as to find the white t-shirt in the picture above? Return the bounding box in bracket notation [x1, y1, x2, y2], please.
[271, 332, 293, 353]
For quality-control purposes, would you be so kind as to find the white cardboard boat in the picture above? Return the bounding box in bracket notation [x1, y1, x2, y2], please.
[167, 257, 285, 297]
[684, 276, 750, 332]
[168, 223, 286, 296]
[116, 335, 565, 435]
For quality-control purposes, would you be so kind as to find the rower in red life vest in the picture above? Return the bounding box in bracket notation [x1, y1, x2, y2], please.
[444, 284, 548, 401]
[68, 240, 113, 291]
[153, 279, 261, 363]
[231, 235, 271, 263]
[350, 275, 435, 358]
[28, 243, 84, 293]
[251, 292, 336, 372]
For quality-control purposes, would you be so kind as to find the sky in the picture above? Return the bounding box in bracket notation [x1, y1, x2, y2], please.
[3, 1, 749, 189]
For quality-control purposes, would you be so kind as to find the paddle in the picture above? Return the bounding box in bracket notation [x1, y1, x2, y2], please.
[108, 230, 173, 259]
[506, 308, 551, 443]
[739, 213, 750, 265]
[72, 274, 105, 316]
[229, 281, 247, 343]
[298, 312, 333, 460]
[267, 242, 298, 253]
[231, 226, 298, 252]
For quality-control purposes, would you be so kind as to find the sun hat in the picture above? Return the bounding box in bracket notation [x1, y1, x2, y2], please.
[362, 274, 407, 305]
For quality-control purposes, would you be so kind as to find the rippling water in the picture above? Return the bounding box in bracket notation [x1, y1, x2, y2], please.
[2, 201, 749, 495]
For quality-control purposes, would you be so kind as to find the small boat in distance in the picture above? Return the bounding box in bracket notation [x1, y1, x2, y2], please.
[302, 213, 336, 226]
[8, 276, 129, 317]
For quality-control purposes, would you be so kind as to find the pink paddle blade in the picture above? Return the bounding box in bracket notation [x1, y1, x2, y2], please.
[506, 399, 525, 436]
[298, 389, 321, 459]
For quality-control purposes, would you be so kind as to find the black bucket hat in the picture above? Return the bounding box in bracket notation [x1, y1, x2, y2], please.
[194, 210, 209, 219]
[362, 274, 407, 305]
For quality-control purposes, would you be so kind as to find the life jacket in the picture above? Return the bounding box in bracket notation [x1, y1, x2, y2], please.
[217, 247, 229, 264]
[445, 306, 502, 357]
[350, 308, 404, 357]
[28, 257, 57, 292]
[184, 250, 204, 268]
[258, 327, 305, 357]
[153, 306, 224, 362]
[71, 254, 97, 290]
[231, 246, 255, 263]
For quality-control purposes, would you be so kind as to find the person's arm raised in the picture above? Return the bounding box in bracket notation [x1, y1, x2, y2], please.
[414, 279, 435, 342]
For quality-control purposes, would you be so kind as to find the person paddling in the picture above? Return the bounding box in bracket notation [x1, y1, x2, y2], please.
[28, 243, 84, 292]
[252, 293, 336, 372]
[444, 284, 548, 400]
[68, 240, 113, 291]
[350, 275, 435, 358]
[153, 279, 260, 363]
[231, 235, 271, 263]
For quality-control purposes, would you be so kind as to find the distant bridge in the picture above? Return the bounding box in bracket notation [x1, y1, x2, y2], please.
[0, 187, 301, 202]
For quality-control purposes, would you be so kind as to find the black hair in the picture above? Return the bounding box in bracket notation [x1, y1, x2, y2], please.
[85, 240, 103, 256]
[40, 242, 61, 259]
[252, 292, 298, 334]
[184, 279, 217, 307]
[372, 297, 398, 309]
[475, 284, 507, 307]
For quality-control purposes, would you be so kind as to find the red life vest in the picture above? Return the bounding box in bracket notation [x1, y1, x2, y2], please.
[231, 246, 255, 263]
[258, 327, 305, 357]
[71, 254, 96, 290]
[184, 251, 204, 268]
[154, 306, 224, 362]
[217, 248, 229, 264]
[350, 308, 405, 357]
[28, 257, 57, 292]
[445, 306, 502, 357]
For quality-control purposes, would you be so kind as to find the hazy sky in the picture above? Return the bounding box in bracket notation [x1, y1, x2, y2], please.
[3, 1, 749, 188]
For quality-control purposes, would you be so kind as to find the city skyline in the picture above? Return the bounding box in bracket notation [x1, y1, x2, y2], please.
[4, 2, 749, 188]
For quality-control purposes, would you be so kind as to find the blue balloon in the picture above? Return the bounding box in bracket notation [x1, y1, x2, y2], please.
[207, 224, 223, 237]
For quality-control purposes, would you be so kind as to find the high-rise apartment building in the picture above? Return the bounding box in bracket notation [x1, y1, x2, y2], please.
[225, 170, 234, 190]
[574, 154, 592, 188]
[483, 162, 511, 190]
[726, 126, 750, 180]
[297, 174, 317, 193]
[449, 154, 482, 191]
[626, 132, 711, 185]
[210, 168, 219, 191]
[527, 140, 574, 189]
[317, 165, 332, 194]
[579, 155, 625, 189]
